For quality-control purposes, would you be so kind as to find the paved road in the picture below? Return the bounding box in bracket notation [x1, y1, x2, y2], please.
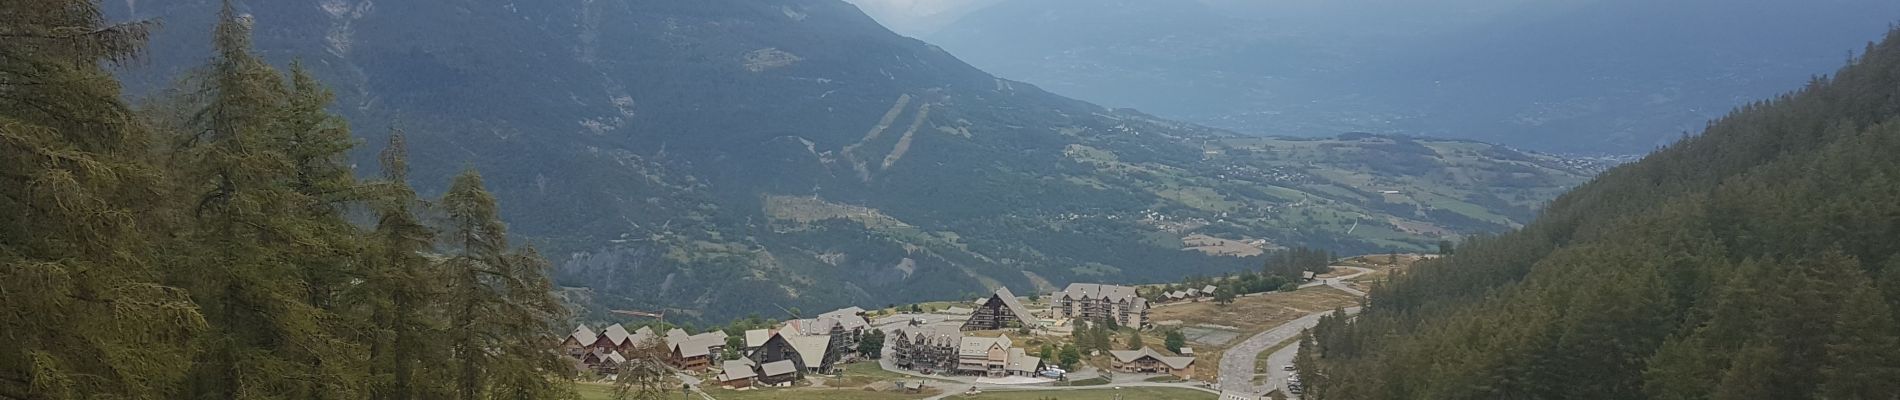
[1260, 307, 1362, 397]
[1299, 266, 1373, 296]
[1216, 306, 1362, 395]
[919, 381, 1221, 400]
[1220, 266, 1373, 396]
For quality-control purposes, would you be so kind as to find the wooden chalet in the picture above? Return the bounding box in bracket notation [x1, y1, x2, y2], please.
[758, 360, 799, 386]
[667, 332, 725, 372]
[716, 360, 756, 388]
[563, 324, 597, 357]
[579, 349, 628, 375]
[1108, 347, 1196, 378]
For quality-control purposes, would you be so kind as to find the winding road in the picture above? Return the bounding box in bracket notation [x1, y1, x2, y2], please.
[1218, 266, 1372, 396]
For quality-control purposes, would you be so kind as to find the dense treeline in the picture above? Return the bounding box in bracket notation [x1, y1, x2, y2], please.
[2, 2, 572, 399]
[1144, 246, 1333, 301]
[1302, 27, 1900, 399]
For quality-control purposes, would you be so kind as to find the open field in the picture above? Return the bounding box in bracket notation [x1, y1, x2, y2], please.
[1147, 286, 1358, 382]
[1337, 253, 1434, 292]
[1149, 287, 1358, 335]
[702, 386, 939, 400]
[575, 382, 616, 400]
[1180, 233, 1268, 257]
[945, 387, 1217, 400]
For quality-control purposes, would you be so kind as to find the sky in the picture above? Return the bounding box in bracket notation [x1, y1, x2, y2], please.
[842, 0, 1001, 36]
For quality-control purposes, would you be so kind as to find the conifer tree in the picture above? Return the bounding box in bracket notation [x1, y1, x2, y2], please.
[359, 128, 449, 400]
[1817, 285, 1900, 399]
[441, 171, 574, 400]
[1880, 259, 1900, 323]
[1, 1, 204, 398]
[169, 3, 365, 397]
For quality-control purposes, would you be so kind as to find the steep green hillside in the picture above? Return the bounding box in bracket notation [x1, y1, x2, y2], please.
[1303, 28, 1900, 399]
[111, 0, 1594, 323]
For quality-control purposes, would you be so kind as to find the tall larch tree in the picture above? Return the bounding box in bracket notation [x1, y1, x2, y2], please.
[0, 1, 205, 398]
[357, 128, 450, 400]
[440, 171, 574, 400]
[168, 3, 363, 398]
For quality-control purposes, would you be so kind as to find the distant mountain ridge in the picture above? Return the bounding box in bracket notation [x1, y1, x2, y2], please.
[111, 0, 1595, 323]
[920, 0, 1900, 153]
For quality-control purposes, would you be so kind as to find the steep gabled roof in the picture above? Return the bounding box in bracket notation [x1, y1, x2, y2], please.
[783, 334, 833, 368]
[744, 329, 772, 348]
[760, 360, 798, 377]
[1109, 347, 1194, 370]
[992, 287, 1036, 324]
[958, 335, 1012, 357]
[568, 324, 597, 344]
[1005, 348, 1042, 373]
[601, 324, 631, 345]
[720, 360, 756, 380]
[673, 332, 725, 358]
[626, 330, 655, 347]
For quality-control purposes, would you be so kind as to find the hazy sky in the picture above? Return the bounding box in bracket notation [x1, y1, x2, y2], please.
[843, 0, 1001, 36]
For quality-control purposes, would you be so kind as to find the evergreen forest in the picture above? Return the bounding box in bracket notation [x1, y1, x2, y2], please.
[2, 2, 573, 398]
[1301, 27, 1900, 400]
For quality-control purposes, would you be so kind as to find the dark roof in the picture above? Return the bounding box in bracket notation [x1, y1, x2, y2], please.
[992, 287, 1036, 324]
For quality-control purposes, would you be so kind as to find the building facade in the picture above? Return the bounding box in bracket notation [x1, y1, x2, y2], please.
[890, 326, 960, 373]
[962, 287, 1036, 331]
[1052, 283, 1149, 327]
[1108, 347, 1195, 378]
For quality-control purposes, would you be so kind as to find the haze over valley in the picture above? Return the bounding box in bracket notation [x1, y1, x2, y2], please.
[10, 1, 1900, 399]
[858, 0, 1900, 153]
[109, 0, 1607, 323]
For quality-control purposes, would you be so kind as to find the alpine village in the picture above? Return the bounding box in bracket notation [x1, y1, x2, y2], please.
[11, 0, 1900, 400]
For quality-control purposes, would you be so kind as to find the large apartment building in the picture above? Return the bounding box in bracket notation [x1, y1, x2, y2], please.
[1051, 283, 1149, 328]
[962, 287, 1036, 331]
[889, 326, 960, 373]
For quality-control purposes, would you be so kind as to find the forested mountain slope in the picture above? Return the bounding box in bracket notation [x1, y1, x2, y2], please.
[1302, 28, 1900, 399]
[3, 2, 572, 398]
[109, 0, 1595, 323]
[921, 0, 1900, 153]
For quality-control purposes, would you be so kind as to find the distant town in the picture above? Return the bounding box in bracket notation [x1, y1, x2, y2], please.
[556, 254, 1417, 399]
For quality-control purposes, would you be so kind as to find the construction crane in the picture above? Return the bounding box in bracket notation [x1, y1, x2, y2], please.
[773, 304, 803, 319]
[610, 308, 666, 324]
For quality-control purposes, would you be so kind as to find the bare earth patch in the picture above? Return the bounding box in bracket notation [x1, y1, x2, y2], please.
[1179, 234, 1268, 257]
[1148, 286, 1359, 382]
